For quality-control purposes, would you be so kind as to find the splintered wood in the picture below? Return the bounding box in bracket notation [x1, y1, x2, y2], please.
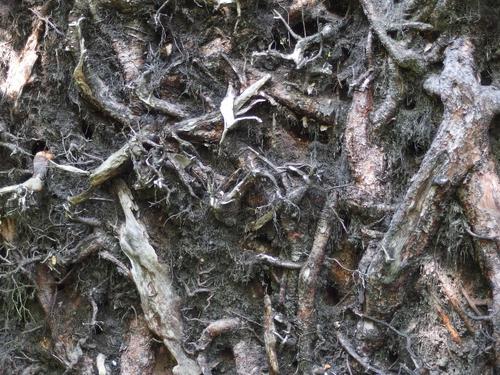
[0, 3, 49, 102]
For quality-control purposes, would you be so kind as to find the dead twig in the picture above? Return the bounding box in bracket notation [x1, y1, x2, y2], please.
[337, 332, 389, 375]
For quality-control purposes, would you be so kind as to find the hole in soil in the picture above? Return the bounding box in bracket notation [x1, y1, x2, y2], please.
[491, 114, 500, 130]
[341, 46, 350, 59]
[431, 61, 444, 72]
[489, 115, 500, 152]
[323, 285, 340, 305]
[480, 70, 493, 86]
[291, 20, 319, 38]
[31, 140, 47, 155]
[271, 27, 287, 51]
[316, 126, 331, 144]
[337, 80, 349, 101]
[421, 30, 440, 43]
[94, 324, 104, 335]
[325, 0, 356, 16]
[387, 29, 398, 40]
[142, 142, 153, 151]
[409, 142, 427, 157]
[80, 120, 94, 139]
[403, 96, 416, 110]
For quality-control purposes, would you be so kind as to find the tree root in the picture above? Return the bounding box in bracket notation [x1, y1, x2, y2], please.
[296, 194, 336, 372]
[0, 151, 53, 197]
[359, 0, 445, 72]
[252, 10, 336, 69]
[263, 295, 279, 375]
[136, 71, 190, 119]
[358, 37, 500, 364]
[113, 179, 200, 375]
[70, 17, 139, 127]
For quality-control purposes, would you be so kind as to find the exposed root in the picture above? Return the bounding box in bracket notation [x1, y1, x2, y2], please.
[136, 73, 190, 119]
[255, 254, 303, 269]
[113, 179, 200, 375]
[0, 151, 53, 202]
[263, 295, 279, 375]
[68, 143, 131, 205]
[344, 68, 386, 203]
[252, 10, 337, 69]
[70, 18, 139, 127]
[219, 75, 270, 146]
[459, 155, 500, 365]
[246, 68, 337, 125]
[359, 0, 444, 72]
[359, 39, 500, 326]
[370, 58, 402, 132]
[296, 195, 336, 372]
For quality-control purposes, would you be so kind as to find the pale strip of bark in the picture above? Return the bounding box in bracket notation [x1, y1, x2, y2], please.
[263, 295, 279, 375]
[113, 179, 200, 375]
[344, 73, 386, 202]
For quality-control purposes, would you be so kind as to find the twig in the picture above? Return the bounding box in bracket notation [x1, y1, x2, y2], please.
[337, 332, 389, 375]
